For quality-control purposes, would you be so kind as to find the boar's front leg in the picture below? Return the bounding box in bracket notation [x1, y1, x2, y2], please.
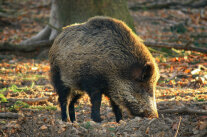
[110, 100, 122, 122]
[88, 90, 103, 122]
[69, 94, 82, 122]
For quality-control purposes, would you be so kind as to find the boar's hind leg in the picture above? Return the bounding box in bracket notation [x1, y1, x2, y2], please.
[69, 94, 82, 122]
[51, 66, 70, 122]
[89, 90, 103, 122]
[58, 91, 70, 122]
[110, 100, 122, 122]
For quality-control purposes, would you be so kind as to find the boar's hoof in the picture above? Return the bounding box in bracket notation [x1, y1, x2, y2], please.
[92, 117, 103, 123]
[62, 117, 68, 122]
[61, 114, 68, 122]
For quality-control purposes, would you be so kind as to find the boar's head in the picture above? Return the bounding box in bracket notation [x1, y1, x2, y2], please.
[112, 62, 159, 119]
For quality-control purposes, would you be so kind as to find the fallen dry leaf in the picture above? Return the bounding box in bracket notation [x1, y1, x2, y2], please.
[198, 121, 207, 130]
[145, 127, 150, 134]
[172, 123, 178, 131]
[40, 125, 48, 130]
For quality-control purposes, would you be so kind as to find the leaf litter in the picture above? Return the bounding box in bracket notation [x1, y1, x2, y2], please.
[0, 0, 207, 136]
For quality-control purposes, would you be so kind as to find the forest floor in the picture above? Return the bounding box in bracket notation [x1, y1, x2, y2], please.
[0, 0, 207, 137]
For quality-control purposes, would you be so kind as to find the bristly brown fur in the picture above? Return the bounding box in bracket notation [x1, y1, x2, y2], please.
[49, 16, 160, 122]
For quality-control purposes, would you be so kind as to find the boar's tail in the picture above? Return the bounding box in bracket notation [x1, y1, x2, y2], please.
[50, 65, 69, 94]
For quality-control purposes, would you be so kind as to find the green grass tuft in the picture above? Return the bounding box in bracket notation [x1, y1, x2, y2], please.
[0, 94, 8, 103]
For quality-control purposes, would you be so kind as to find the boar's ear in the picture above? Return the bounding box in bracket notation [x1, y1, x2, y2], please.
[141, 62, 154, 81]
[131, 62, 154, 82]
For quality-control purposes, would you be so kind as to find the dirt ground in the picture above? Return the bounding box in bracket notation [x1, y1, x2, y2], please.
[0, 0, 207, 137]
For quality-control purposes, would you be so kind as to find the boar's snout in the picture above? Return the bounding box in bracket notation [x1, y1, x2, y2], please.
[145, 109, 159, 119]
[144, 100, 159, 119]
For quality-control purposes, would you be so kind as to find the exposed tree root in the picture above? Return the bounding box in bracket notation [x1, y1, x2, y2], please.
[20, 25, 51, 46]
[0, 40, 53, 52]
[159, 107, 207, 115]
[0, 112, 22, 119]
[0, 24, 58, 53]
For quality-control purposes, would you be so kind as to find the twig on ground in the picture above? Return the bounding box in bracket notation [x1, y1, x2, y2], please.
[0, 112, 22, 119]
[174, 116, 182, 137]
[159, 107, 207, 115]
[128, 0, 207, 10]
[7, 97, 49, 104]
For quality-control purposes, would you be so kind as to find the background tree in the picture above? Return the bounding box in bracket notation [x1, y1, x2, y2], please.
[21, 0, 135, 47]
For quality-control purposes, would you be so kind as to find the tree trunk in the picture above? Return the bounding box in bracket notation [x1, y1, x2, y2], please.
[21, 0, 134, 46]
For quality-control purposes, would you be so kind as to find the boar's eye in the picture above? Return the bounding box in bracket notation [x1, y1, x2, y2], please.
[131, 62, 154, 82]
[134, 78, 143, 82]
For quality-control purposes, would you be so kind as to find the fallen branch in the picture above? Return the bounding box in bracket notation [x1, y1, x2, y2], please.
[129, 1, 179, 10]
[0, 40, 53, 52]
[133, 15, 207, 34]
[7, 97, 49, 104]
[144, 41, 207, 54]
[159, 107, 207, 115]
[132, 14, 207, 32]
[0, 112, 22, 119]
[129, 0, 207, 10]
[132, 15, 178, 25]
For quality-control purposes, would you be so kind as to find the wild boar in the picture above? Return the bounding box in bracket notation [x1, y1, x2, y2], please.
[49, 16, 160, 122]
